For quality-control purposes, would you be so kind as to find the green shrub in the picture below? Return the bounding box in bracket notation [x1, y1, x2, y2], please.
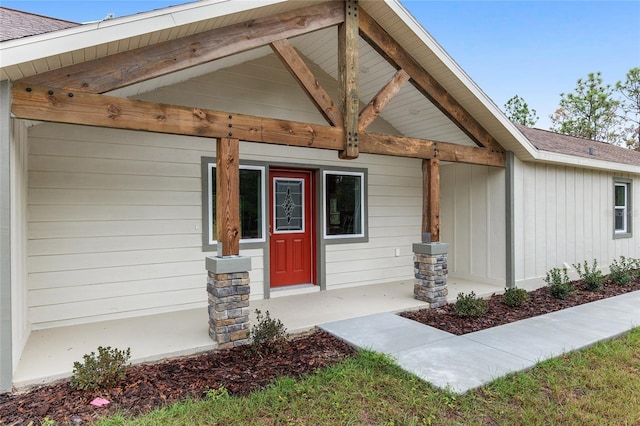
[503, 287, 529, 307]
[544, 267, 573, 299]
[205, 386, 230, 401]
[250, 309, 289, 355]
[70, 346, 131, 391]
[609, 256, 640, 285]
[573, 259, 604, 291]
[453, 292, 489, 317]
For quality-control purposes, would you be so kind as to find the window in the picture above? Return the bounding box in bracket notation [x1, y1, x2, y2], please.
[203, 158, 265, 248]
[323, 170, 366, 240]
[614, 179, 632, 238]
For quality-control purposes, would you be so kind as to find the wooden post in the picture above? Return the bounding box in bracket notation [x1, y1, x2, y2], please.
[216, 138, 240, 256]
[338, 0, 359, 159]
[422, 158, 440, 242]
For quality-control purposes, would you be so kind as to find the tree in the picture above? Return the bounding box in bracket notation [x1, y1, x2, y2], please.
[549, 72, 620, 143]
[504, 95, 538, 126]
[616, 67, 640, 150]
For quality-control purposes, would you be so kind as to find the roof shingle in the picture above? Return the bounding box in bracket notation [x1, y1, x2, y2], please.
[515, 124, 640, 168]
[0, 7, 79, 42]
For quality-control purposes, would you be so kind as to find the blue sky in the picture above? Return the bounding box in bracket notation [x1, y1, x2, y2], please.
[2, 0, 639, 129]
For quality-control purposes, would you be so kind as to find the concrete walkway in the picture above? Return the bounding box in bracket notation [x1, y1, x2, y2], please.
[319, 291, 640, 394]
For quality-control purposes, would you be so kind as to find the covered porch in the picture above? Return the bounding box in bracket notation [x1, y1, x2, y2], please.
[13, 279, 501, 389]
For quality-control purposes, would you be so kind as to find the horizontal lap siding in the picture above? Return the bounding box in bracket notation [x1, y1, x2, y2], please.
[27, 123, 420, 327]
[513, 158, 640, 289]
[325, 154, 421, 289]
[26, 54, 418, 328]
[27, 124, 218, 329]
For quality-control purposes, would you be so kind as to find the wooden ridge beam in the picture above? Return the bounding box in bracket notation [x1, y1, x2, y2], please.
[338, 0, 360, 159]
[270, 39, 342, 127]
[20, 2, 344, 94]
[10, 82, 505, 167]
[358, 8, 504, 153]
[359, 69, 410, 131]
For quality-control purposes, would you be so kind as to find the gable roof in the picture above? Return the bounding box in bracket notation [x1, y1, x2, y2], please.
[0, 0, 637, 175]
[0, 7, 79, 42]
[516, 124, 640, 168]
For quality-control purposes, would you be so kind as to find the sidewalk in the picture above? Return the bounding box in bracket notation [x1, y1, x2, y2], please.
[319, 291, 640, 394]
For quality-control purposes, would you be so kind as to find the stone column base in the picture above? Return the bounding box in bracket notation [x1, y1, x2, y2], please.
[413, 243, 448, 308]
[206, 256, 252, 349]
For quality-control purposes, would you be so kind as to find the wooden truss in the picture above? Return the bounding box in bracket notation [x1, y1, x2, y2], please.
[11, 1, 506, 251]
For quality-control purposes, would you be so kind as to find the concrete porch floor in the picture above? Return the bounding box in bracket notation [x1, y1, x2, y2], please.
[12, 278, 501, 389]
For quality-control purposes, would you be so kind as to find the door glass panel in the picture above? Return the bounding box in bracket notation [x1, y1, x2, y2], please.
[274, 178, 304, 232]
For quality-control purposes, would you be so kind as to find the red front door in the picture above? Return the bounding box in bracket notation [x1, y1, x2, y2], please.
[269, 169, 315, 287]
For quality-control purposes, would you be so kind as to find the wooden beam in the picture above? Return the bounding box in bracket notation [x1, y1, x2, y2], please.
[358, 9, 504, 153]
[216, 138, 240, 256]
[359, 69, 410, 131]
[360, 132, 505, 167]
[10, 82, 505, 167]
[20, 2, 344, 94]
[422, 159, 440, 242]
[270, 39, 342, 127]
[338, 0, 360, 159]
[11, 82, 342, 150]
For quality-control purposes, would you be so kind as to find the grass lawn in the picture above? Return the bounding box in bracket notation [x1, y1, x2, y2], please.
[98, 327, 640, 426]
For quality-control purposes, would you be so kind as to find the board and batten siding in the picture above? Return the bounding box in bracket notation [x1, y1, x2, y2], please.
[513, 157, 640, 289]
[440, 163, 507, 286]
[11, 119, 29, 370]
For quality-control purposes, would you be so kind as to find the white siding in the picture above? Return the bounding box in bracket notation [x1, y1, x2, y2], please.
[440, 163, 506, 285]
[25, 53, 423, 328]
[11, 119, 29, 370]
[513, 157, 640, 289]
[27, 125, 216, 329]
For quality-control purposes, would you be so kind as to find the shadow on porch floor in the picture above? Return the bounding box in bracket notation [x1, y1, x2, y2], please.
[12, 278, 501, 389]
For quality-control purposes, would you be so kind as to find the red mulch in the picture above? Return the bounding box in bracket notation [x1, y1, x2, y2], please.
[0, 330, 355, 426]
[2, 278, 639, 426]
[401, 278, 640, 335]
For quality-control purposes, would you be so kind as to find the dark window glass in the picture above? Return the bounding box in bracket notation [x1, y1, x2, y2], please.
[211, 167, 263, 241]
[325, 173, 363, 236]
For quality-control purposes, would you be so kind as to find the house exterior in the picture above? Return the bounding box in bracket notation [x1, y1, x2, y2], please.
[1, 0, 638, 391]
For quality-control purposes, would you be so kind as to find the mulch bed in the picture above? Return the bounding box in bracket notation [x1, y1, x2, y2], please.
[401, 278, 640, 335]
[0, 330, 355, 426]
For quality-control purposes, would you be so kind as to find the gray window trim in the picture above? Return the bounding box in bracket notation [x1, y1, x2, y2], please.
[321, 166, 369, 245]
[613, 177, 632, 239]
[201, 157, 267, 252]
